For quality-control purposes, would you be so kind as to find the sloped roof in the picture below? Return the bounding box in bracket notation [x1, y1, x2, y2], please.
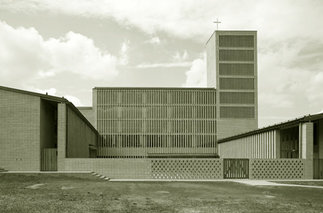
[218, 112, 323, 144]
[0, 85, 67, 103]
[0, 85, 97, 134]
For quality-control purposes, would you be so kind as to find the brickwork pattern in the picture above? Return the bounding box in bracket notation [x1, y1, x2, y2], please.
[64, 158, 151, 179]
[150, 159, 223, 179]
[78, 107, 95, 127]
[212, 31, 258, 140]
[63, 158, 223, 179]
[62, 158, 310, 180]
[0, 89, 41, 171]
[67, 106, 97, 158]
[57, 103, 66, 171]
[250, 159, 305, 179]
[217, 119, 258, 140]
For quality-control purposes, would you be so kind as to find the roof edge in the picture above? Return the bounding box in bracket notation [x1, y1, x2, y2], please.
[93, 87, 216, 90]
[0, 85, 98, 134]
[218, 113, 323, 143]
[0, 85, 66, 103]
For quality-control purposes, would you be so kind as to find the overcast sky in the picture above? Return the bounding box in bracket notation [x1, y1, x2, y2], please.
[1, 0, 323, 128]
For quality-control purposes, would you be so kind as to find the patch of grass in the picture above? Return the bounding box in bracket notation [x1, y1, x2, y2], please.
[0, 174, 323, 212]
[273, 181, 323, 187]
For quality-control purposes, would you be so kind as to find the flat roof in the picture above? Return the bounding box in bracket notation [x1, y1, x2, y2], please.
[77, 106, 92, 110]
[218, 112, 323, 144]
[206, 30, 257, 45]
[94, 87, 216, 91]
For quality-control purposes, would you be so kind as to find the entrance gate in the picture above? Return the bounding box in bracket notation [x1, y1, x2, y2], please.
[314, 159, 323, 179]
[223, 159, 249, 179]
[41, 148, 57, 171]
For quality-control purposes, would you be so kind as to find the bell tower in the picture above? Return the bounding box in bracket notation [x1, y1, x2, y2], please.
[206, 30, 258, 139]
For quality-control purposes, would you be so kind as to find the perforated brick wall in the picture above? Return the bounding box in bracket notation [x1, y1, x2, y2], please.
[63, 158, 223, 179]
[62, 158, 311, 179]
[151, 159, 223, 179]
[250, 159, 305, 179]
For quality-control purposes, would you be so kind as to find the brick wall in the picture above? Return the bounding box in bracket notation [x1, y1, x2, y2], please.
[63, 158, 223, 179]
[217, 119, 257, 140]
[67, 106, 97, 158]
[0, 89, 41, 171]
[78, 107, 95, 127]
[213, 31, 258, 140]
[62, 158, 311, 179]
[64, 158, 151, 179]
[57, 103, 66, 171]
[206, 32, 216, 88]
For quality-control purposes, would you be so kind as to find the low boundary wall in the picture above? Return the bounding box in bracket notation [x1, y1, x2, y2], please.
[62, 158, 309, 179]
[64, 158, 151, 179]
[249, 159, 306, 179]
[151, 159, 223, 179]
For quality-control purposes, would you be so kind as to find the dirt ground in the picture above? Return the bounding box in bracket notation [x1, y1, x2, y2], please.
[0, 173, 323, 213]
[273, 180, 323, 187]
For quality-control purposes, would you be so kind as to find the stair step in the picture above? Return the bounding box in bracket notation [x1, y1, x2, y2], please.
[0, 168, 7, 172]
[91, 171, 110, 181]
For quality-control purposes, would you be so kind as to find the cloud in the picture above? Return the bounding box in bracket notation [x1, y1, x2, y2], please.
[2, 0, 323, 42]
[32, 87, 58, 96]
[182, 56, 206, 87]
[64, 95, 83, 106]
[2, 1, 323, 127]
[28, 87, 83, 106]
[136, 62, 191, 69]
[0, 20, 119, 84]
[145, 37, 161, 45]
[119, 40, 129, 65]
[173, 50, 189, 62]
[257, 38, 323, 127]
[45, 32, 119, 80]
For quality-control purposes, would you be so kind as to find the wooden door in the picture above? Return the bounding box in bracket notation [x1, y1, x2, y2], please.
[313, 159, 323, 179]
[41, 148, 57, 171]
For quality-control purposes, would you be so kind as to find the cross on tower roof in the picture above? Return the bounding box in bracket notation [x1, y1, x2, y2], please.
[213, 18, 221, 30]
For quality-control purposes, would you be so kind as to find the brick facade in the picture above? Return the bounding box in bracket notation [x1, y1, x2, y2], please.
[67, 106, 97, 158]
[0, 89, 41, 171]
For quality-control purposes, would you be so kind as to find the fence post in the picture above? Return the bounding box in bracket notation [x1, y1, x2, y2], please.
[221, 158, 224, 179]
[249, 159, 253, 179]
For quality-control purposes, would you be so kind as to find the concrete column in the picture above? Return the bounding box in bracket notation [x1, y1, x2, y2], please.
[249, 158, 254, 179]
[57, 103, 67, 171]
[319, 120, 323, 159]
[299, 123, 302, 158]
[301, 122, 313, 179]
[92, 89, 97, 129]
[301, 122, 314, 159]
[275, 130, 280, 158]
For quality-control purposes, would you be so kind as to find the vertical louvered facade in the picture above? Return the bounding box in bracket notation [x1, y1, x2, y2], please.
[93, 88, 217, 158]
[207, 31, 258, 139]
[74, 30, 259, 158]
